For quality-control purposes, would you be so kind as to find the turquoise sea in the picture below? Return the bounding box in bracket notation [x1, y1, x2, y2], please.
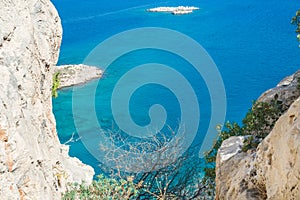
[52, 0, 300, 176]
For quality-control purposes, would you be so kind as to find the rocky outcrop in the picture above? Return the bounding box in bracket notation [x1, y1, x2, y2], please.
[0, 0, 94, 199]
[215, 137, 265, 200]
[258, 70, 300, 110]
[54, 64, 103, 89]
[215, 97, 300, 200]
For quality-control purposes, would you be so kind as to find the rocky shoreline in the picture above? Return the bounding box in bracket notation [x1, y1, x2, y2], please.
[54, 64, 103, 89]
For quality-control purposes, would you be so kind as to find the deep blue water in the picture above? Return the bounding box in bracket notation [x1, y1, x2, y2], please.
[52, 0, 300, 176]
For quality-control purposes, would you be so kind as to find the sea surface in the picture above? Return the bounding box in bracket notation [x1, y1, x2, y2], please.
[51, 0, 300, 176]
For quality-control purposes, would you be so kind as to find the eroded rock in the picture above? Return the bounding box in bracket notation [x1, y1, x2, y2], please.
[258, 70, 300, 110]
[216, 98, 300, 200]
[0, 0, 94, 199]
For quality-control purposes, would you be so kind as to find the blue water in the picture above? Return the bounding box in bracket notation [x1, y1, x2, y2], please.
[52, 0, 300, 176]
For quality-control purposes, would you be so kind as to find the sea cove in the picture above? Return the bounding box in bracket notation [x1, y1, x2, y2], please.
[1, 0, 300, 199]
[52, 0, 300, 175]
[46, 1, 300, 199]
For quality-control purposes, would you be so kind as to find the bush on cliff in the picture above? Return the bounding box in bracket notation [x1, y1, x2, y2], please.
[62, 174, 139, 200]
[63, 128, 211, 199]
[52, 71, 60, 98]
[203, 98, 285, 189]
[291, 9, 300, 43]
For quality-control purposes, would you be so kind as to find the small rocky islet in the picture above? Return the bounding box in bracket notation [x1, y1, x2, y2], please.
[146, 6, 200, 15]
[54, 64, 103, 89]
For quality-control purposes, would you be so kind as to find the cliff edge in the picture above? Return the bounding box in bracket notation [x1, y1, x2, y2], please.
[0, 0, 94, 199]
[215, 71, 300, 200]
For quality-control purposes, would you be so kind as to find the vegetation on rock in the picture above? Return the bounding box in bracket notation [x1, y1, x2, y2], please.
[291, 9, 300, 43]
[52, 71, 60, 98]
[61, 94, 289, 199]
[98, 128, 212, 199]
[63, 154, 210, 199]
[62, 174, 139, 200]
[203, 98, 285, 189]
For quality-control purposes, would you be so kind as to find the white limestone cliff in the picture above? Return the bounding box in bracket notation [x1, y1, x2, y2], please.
[216, 92, 300, 199]
[0, 0, 94, 199]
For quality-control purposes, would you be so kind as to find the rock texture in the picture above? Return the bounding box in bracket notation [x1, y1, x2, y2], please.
[54, 64, 103, 89]
[215, 97, 300, 200]
[258, 70, 300, 109]
[215, 137, 265, 200]
[0, 0, 94, 199]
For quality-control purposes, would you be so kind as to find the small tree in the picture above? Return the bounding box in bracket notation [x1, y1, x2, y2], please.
[242, 99, 283, 138]
[100, 126, 211, 199]
[62, 174, 139, 200]
[203, 98, 285, 192]
[291, 10, 300, 43]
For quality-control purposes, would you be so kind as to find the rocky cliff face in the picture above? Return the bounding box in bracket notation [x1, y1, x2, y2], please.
[215, 72, 300, 200]
[0, 0, 94, 199]
[258, 70, 300, 110]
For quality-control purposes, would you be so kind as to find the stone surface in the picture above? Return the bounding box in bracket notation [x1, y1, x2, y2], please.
[0, 0, 94, 199]
[54, 64, 103, 89]
[258, 70, 300, 109]
[215, 98, 300, 200]
[217, 136, 245, 162]
[254, 98, 300, 199]
[215, 137, 265, 200]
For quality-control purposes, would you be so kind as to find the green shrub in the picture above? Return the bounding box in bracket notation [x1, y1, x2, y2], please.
[202, 121, 243, 187]
[241, 136, 261, 152]
[203, 98, 285, 190]
[62, 174, 139, 200]
[297, 77, 300, 91]
[291, 9, 300, 42]
[52, 71, 60, 98]
[242, 100, 283, 138]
